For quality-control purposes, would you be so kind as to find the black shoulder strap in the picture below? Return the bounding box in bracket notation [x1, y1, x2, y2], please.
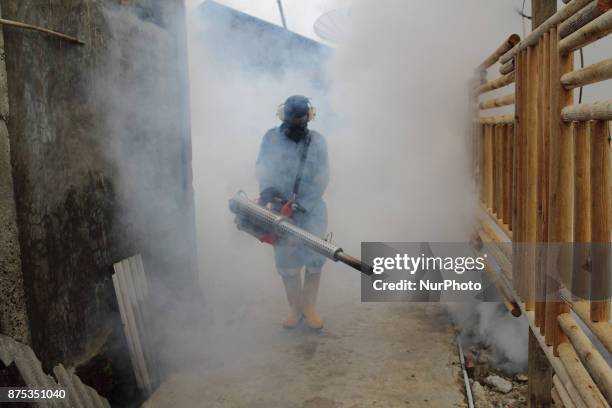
[292, 131, 312, 197]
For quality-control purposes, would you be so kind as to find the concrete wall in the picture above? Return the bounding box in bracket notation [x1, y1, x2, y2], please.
[0, 0, 197, 404]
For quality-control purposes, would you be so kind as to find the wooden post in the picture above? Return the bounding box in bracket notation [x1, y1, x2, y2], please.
[514, 49, 527, 300]
[480, 124, 485, 202]
[536, 33, 551, 332]
[503, 124, 514, 227]
[590, 120, 611, 322]
[530, 0, 556, 347]
[525, 43, 540, 311]
[544, 31, 558, 345]
[492, 125, 499, 215]
[484, 124, 494, 208]
[531, 0, 557, 30]
[558, 33, 575, 306]
[573, 121, 591, 301]
[545, 27, 573, 355]
[528, 327, 552, 407]
[495, 124, 504, 218]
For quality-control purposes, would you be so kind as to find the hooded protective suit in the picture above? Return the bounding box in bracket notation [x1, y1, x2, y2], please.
[255, 126, 329, 275]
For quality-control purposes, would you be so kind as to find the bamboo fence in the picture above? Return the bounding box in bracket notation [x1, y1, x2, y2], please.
[472, 1, 612, 406]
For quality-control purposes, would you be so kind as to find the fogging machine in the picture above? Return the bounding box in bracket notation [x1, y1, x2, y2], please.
[228, 191, 373, 276]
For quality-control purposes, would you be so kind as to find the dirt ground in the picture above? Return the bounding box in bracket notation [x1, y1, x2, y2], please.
[145, 264, 467, 408]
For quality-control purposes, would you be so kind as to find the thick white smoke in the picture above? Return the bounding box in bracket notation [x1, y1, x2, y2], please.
[326, 0, 528, 370]
[187, 0, 534, 374]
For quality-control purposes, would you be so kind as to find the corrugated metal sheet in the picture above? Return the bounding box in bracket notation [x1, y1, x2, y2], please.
[112, 254, 157, 396]
[0, 334, 110, 408]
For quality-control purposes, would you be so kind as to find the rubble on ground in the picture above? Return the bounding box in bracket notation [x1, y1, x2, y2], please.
[483, 375, 513, 394]
[464, 345, 528, 408]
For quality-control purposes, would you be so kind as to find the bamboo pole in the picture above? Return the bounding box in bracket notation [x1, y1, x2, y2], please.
[476, 72, 515, 94]
[562, 100, 612, 121]
[500, 0, 593, 64]
[479, 94, 515, 110]
[479, 114, 514, 125]
[482, 123, 488, 206]
[555, 382, 578, 408]
[536, 33, 551, 332]
[496, 125, 505, 218]
[477, 34, 521, 71]
[500, 125, 511, 225]
[0, 18, 84, 45]
[544, 31, 558, 343]
[514, 49, 526, 300]
[484, 124, 494, 209]
[551, 388, 564, 408]
[545, 27, 574, 353]
[518, 49, 528, 300]
[554, 376, 578, 408]
[569, 299, 612, 353]
[557, 342, 609, 408]
[573, 121, 591, 300]
[590, 120, 611, 322]
[558, 313, 612, 402]
[559, 0, 612, 38]
[473, 73, 487, 190]
[492, 125, 499, 216]
[520, 48, 530, 303]
[477, 231, 522, 316]
[563, 373, 589, 408]
[480, 124, 485, 202]
[499, 124, 506, 224]
[552, 382, 576, 408]
[500, 59, 514, 75]
[479, 225, 514, 283]
[559, 10, 612, 55]
[559, 39, 575, 299]
[525, 44, 540, 311]
[480, 212, 513, 256]
[512, 66, 520, 242]
[503, 124, 513, 227]
[499, 125, 507, 218]
[562, 57, 612, 89]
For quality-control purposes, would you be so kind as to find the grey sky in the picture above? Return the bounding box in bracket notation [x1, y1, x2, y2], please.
[185, 0, 536, 42]
[186, 0, 340, 40]
[185, 0, 610, 100]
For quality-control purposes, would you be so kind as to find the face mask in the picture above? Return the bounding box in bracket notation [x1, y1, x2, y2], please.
[282, 116, 308, 142]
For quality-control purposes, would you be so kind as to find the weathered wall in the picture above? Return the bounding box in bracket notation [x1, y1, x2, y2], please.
[0, 0, 197, 404]
[0, 3, 30, 346]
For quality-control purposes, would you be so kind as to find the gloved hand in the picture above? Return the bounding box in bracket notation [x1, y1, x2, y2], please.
[291, 201, 307, 214]
[259, 187, 287, 206]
